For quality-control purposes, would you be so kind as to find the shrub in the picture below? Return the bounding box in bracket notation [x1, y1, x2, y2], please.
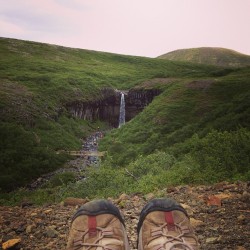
[0, 122, 68, 191]
[126, 151, 176, 178]
[192, 128, 250, 180]
[44, 172, 76, 188]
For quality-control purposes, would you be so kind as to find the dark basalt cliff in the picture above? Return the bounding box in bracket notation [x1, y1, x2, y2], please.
[125, 89, 162, 122]
[66, 88, 161, 127]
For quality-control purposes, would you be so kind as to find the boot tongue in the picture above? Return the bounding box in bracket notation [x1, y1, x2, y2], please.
[99, 238, 124, 250]
[148, 229, 186, 250]
[83, 228, 123, 250]
[82, 236, 123, 250]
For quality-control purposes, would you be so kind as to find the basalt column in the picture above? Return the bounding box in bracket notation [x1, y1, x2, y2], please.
[65, 88, 161, 127]
[125, 89, 162, 121]
[65, 89, 121, 127]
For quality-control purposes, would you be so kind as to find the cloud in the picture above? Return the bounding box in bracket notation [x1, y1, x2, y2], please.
[0, 0, 250, 57]
[0, 19, 26, 36]
[0, 0, 84, 34]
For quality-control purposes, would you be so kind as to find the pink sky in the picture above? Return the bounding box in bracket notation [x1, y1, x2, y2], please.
[1, 0, 250, 57]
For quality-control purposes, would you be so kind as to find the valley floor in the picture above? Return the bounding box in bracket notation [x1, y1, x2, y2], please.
[0, 182, 249, 250]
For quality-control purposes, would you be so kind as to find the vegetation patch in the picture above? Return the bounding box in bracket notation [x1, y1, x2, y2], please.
[0, 38, 249, 203]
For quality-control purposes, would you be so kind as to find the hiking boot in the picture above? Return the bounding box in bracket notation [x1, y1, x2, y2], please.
[137, 198, 199, 250]
[67, 199, 130, 250]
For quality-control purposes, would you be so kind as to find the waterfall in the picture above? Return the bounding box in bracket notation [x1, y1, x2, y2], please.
[118, 92, 125, 128]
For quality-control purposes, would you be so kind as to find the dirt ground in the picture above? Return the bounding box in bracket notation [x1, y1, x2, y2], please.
[0, 181, 249, 250]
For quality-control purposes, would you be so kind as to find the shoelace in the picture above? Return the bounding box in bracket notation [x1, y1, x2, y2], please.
[151, 223, 195, 250]
[73, 227, 116, 250]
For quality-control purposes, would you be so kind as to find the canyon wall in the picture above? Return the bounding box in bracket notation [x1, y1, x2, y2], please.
[66, 88, 162, 127]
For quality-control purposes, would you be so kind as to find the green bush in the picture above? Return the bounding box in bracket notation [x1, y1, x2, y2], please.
[0, 122, 68, 191]
[126, 151, 176, 178]
[191, 128, 250, 180]
[44, 172, 76, 188]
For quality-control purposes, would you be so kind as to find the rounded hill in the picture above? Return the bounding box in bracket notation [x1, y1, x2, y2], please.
[158, 47, 250, 67]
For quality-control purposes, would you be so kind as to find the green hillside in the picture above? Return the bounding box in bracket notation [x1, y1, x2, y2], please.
[0, 37, 249, 202]
[158, 47, 250, 67]
[94, 68, 250, 197]
[0, 37, 223, 192]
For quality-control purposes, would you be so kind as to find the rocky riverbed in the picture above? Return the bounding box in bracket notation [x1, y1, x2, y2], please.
[28, 131, 103, 190]
[1, 181, 249, 249]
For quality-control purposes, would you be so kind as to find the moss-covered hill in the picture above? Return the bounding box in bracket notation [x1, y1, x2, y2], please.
[97, 68, 250, 197]
[158, 47, 250, 67]
[0, 37, 249, 196]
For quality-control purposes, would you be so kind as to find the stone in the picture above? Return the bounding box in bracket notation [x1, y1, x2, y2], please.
[241, 191, 250, 202]
[167, 186, 178, 193]
[115, 193, 129, 204]
[237, 214, 246, 222]
[0, 181, 249, 250]
[190, 218, 205, 228]
[45, 226, 59, 238]
[144, 193, 155, 201]
[26, 225, 34, 234]
[63, 197, 88, 206]
[206, 195, 222, 207]
[236, 246, 247, 250]
[181, 203, 193, 216]
[44, 209, 52, 214]
[205, 237, 218, 244]
[2, 238, 21, 250]
[214, 193, 233, 200]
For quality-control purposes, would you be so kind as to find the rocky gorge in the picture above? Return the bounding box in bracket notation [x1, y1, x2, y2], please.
[65, 88, 162, 127]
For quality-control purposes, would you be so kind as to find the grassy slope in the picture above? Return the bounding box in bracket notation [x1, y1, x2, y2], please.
[158, 47, 250, 67]
[0, 37, 224, 191]
[100, 69, 250, 162]
[96, 68, 250, 197]
[29, 68, 249, 202]
[0, 37, 249, 199]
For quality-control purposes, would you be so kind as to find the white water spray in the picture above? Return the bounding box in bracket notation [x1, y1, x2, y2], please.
[118, 92, 125, 128]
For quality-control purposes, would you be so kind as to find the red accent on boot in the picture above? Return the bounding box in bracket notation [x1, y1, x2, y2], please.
[165, 212, 175, 231]
[88, 216, 97, 237]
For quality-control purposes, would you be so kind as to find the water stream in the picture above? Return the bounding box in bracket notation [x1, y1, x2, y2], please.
[118, 92, 125, 128]
[28, 131, 103, 189]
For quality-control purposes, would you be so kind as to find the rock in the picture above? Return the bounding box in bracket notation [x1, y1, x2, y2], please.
[214, 181, 228, 190]
[237, 214, 246, 223]
[167, 186, 178, 193]
[144, 193, 155, 201]
[0, 181, 249, 250]
[205, 195, 222, 207]
[20, 200, 33, 208]
[15, 225, 25, 233]
[223, 183, 237, 191]
[45, 226, 59, 238]
[206, 237, 218, 244]
[44, 241, 56, 249]
[236, 246, 247, 250]
[209, 226, 219, 232]
[190, 218, 205, 228]
[214, 193, 233, 200]
[181, 203, 193, 216]
[115, 193, 129, 204]
[63, 197, 88, 206]
[26, 225, 34, 234]
[2, 238, 21, 249]
[44, 209, 53, 214]
[241, 191, 250, 202]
